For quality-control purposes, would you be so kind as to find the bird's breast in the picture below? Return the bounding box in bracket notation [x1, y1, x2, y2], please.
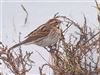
[34, 28, 61, 47]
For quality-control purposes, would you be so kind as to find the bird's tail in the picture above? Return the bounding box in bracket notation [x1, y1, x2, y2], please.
[8, 41, 26, 50]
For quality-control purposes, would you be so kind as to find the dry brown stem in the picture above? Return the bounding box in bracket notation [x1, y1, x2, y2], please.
[0, 41, 34, 75]
[39, 2, 100, 75]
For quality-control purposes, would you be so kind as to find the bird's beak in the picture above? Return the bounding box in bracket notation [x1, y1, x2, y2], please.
[58, 20, 62, 25]
[56, 20, 62, 28]
[59, 21, 62, 24]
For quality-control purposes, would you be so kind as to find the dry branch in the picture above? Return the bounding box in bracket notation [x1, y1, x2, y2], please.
[39, 8, 100, 75]
[0, 42, 34, 75]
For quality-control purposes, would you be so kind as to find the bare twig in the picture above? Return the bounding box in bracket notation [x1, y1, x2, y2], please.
[21, 5, 28, 25]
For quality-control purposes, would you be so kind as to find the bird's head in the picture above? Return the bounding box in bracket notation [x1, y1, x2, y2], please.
[47, 18, 61, 27]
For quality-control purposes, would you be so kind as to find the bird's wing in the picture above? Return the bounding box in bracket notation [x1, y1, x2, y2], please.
[8, 25, 50, 50]
[25, 24, 46, 38]
[24, 25, 50, 43]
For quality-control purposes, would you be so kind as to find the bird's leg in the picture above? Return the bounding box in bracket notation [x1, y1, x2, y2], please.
[44, 44, 57, 53]
[48, 44, 57, 53]
[44, 47, 50, 52]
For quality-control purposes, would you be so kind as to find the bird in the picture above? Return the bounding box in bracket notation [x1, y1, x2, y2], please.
[9, 18, 61, 50]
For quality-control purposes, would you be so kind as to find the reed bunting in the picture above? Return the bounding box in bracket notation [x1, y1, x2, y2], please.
[9, 18, 61, 50]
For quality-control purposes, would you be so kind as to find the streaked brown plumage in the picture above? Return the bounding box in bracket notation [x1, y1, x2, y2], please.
[9, 18, 61, 50]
